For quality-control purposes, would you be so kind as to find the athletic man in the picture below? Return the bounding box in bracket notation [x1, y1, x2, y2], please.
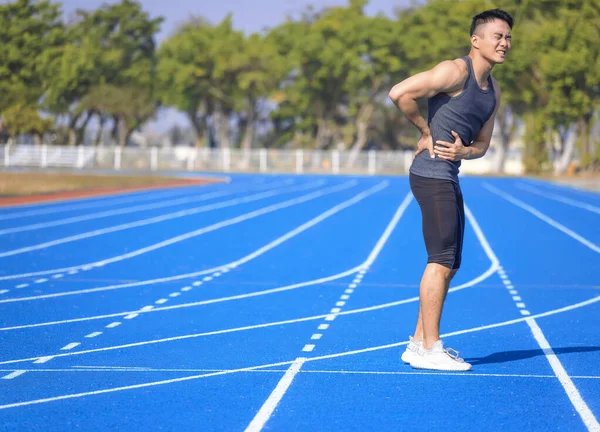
[388, 9, 513, 371]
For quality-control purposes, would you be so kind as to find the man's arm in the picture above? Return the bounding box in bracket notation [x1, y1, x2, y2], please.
[388, 59, 467, 137]
[462, 79, 502, 160]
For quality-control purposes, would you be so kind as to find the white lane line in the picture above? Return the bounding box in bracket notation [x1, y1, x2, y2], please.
[3, 181, 387, 381]
[516, 183, 600, 215]
[311, 334, 322, 340]
[22, 367, 596, 380]
[1, 296, 598, 411]
[0, 181, 386, 300]
[0, 181, 347, 284]
[526, 318, 599, 431]
[181, 287, 192, 292]
[14, 367, 600, 380]
[0, 181, 240, 221]
[0, 251, 498, 335]
[105, 322, 121, 329]
[0, 183, 272, 235]
[0, 290, 8, 294]
[139, 306, 154, 312]
[0, 267, 362, 331]
[484, 183, 600, 254]
[245, 358, 306, 432]
[0, 180, 327, 258]
[318, 324, 329, 330]
[469, 201, 599, 431]
[169, 293, 180, 298]
[51, 274, 64, 279]
[16, 284, 29, 289]
[246, 190, 414, 431]
[2, 371, 26, 380]
[60, 343, 80, 351]
[33, 357, 54, 364]
[124, 314, 139, 320]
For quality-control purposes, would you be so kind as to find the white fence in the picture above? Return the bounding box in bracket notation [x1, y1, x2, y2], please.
[0, 144, 524, 175]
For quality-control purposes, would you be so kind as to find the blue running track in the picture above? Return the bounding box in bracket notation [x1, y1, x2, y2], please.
[0, 173, 598, 431]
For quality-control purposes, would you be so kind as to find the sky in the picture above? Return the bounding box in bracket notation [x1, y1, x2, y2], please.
[58, 0, 413, 42]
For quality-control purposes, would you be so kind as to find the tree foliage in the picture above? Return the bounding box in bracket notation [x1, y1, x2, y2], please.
[0, 0, 598, 173]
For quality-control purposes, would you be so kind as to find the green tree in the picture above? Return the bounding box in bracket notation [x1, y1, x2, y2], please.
[0, 0, 65, 136]
[44, 0, 162, 146]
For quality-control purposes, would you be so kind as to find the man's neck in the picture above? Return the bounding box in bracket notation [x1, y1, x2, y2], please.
[468, 52, 494, 88]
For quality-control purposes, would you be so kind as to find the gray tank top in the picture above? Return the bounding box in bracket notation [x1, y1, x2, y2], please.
[409, 56, 496, 183]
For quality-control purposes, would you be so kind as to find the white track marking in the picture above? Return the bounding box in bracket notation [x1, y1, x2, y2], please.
[0, 258, 493, 333]
[0, 268, 587, 367]
[245, 191, 414, 430]
[0, 180, 327, 258]
[516, 183, 600, 215]
[468, 202, 599, 431]
[0, 183, 236, 220]
[0, 359, 296, 411]
[9, 368, 600, 380]
[0, 266, 361, 331]
[0, 180, 292, 235]
[33, 357, 54, 364]
[2, 370, 26, 379]
[0, 181, 387, 298]
[245, 358, 306, 432]
[522, 179, 600, 198]
[60, 343, 80, 351]
[1, 296, 598, 410]
[0, 181, 351, 280]
[484, 183, 600, 254]
[527, 318, 600, 431]
[85, 332, 102, 338]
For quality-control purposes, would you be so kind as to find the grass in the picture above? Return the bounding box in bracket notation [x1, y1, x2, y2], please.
[0, 171, 201, 196]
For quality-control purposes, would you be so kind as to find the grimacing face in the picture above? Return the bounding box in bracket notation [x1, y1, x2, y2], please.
[473, 19, 512, 64]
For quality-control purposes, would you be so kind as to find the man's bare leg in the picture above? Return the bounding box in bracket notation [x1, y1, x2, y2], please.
[412, 263, 457, 349]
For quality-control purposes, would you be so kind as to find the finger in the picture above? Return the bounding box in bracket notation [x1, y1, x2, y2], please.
[428, 143, 435, 158]
[434, 145, 455, 154]
[436, 140, 456, 147]
[451, 130, 462, 142]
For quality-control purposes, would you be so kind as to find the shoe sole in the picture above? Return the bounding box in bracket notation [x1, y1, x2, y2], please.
[409, 359, 472, 372]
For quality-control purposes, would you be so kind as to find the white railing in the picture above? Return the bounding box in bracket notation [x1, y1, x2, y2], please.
[0, 144, 524, 175]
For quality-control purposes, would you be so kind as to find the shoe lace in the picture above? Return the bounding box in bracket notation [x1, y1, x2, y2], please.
[444, 347, 464, 362]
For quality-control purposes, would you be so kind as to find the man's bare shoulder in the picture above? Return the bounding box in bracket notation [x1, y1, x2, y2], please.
[432, 58, 468, 76]
[429, 58, 469, 92]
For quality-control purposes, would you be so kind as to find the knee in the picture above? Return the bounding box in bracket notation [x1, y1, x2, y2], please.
[428, 262, 456, 281]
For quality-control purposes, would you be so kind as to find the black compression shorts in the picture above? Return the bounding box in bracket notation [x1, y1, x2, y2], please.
[409, 172, 465, 269]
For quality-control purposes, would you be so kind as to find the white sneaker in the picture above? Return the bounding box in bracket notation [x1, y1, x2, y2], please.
[401, 336, 420, 363]
[409, 340, 472, 371]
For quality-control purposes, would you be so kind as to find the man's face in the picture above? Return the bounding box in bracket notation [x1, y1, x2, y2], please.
[473, 19, 512, 64]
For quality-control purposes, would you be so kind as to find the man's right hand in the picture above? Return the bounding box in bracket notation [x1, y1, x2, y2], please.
[415, 133, 435, 158]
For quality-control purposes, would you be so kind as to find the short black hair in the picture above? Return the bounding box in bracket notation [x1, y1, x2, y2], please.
[470, 9, 514, 36]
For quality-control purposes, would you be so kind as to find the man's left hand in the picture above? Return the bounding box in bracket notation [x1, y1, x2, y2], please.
[434, 130, 469, 161]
